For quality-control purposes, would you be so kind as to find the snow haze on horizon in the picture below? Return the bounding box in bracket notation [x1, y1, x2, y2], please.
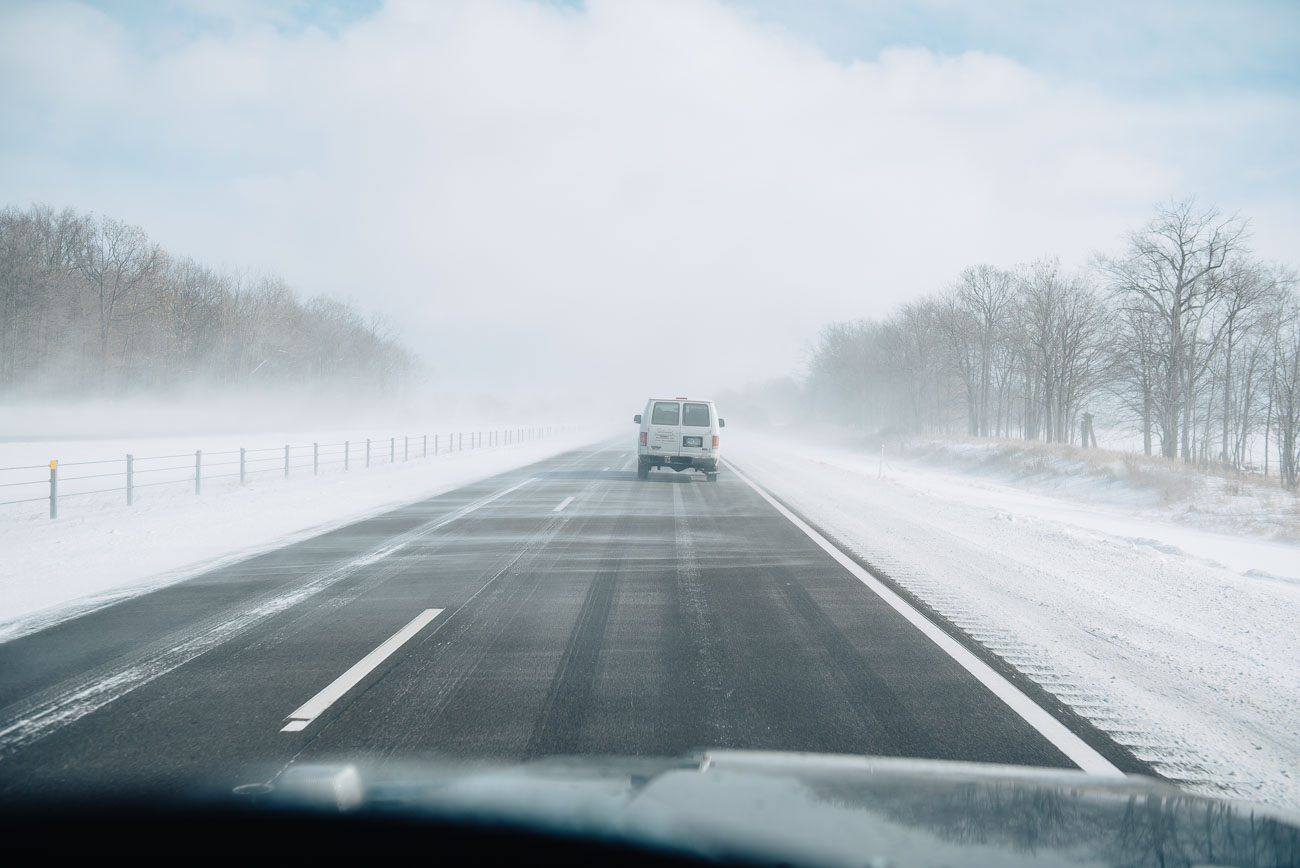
[2, 0, 1297, 404]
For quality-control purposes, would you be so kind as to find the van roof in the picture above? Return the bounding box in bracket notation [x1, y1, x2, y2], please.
[647, 397, 713, 403]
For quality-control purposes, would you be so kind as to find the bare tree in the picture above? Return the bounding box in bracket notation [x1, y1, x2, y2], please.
[1205, 261, 1285, 468]
[0, 205, 88, 392]
[1014, 259, 1111, 443]
[1108, 303, 1165, 455]
[937, 290, 981, 435]
[1269, 289, 1300, 488]
[1104, 199, 1248, 460]
[72, 215, 166, 389]
[0, 204, 421, 400]
[957, 265, 1016, 436]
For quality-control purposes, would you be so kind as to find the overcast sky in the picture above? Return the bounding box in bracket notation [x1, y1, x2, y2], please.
[2, 0, 1297, 406]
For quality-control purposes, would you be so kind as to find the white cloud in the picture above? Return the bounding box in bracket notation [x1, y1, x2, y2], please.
[2, 0, 1296, 402]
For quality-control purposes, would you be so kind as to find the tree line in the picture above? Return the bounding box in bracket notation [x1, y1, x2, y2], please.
[0, 204, 420, 399]
[806, 200, 1300, 488]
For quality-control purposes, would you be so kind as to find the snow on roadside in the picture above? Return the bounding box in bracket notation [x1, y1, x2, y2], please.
[726, 430, 1300, 811]
[904, 437, 1300, 544]
[0, 428, 604, 642]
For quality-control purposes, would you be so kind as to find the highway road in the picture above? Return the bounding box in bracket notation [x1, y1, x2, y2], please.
[0, 440, 1152, 799]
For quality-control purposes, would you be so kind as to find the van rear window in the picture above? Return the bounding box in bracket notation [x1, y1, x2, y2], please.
[651, 402, 680, 425]
[683, 403, 711, 427]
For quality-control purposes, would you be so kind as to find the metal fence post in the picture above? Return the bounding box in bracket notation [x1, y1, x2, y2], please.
[390, 437, 395, 464]
[284, 444, 290, 478]
[404, 436, 409, 462]
[366, 438, 371, 468]
[49, 460, 57, 519]
[423, 434, 427, 458]
[434, 434, 438, 456]
[345, 441, 350, 471]
[126, 454, 134, 506]
[458, 432, 462, 451]
[195, 450, 202, 495]
[314, 442, 319, 476]
[240, 448, 246, 484]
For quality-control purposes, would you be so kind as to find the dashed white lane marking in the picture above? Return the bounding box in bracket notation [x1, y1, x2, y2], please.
[553, 496, 575, 513]
[282, 608, 443, 732]
[0, 477, 535, 756]
[602, 466, 611, 472]
[724, 460, 1124, 778]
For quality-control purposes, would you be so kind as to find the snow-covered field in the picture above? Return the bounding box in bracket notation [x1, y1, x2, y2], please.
[726, 430, 1300, 811]
[0, 427, 602, 642]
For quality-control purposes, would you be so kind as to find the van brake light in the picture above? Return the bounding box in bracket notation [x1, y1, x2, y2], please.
[640, 432, 647, 445]
[712, 435, 719, 447]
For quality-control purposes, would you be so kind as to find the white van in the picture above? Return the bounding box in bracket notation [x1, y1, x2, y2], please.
[633, 398, 725, 481]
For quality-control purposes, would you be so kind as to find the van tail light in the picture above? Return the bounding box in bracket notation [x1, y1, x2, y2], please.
[712, 435, 719, 447]
[640, 432, 647, 445]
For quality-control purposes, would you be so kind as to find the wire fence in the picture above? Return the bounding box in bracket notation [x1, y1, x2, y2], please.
[0, 427, 559, 519]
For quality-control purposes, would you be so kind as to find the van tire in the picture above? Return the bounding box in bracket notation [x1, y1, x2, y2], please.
[637, 461, 650, 480]
[706, 472, 718, 482]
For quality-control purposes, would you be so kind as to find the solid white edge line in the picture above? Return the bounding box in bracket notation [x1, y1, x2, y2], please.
[281, 608, 444, 731]
[553, 496, 575, 512]
[723, 460, 1125, 778]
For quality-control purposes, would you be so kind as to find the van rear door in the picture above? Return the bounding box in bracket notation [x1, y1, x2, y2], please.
[648, 400, 681, 456]
[680, 401, 712, 459]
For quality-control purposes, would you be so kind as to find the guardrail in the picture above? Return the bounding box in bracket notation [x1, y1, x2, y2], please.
[0, 427, 558, 519]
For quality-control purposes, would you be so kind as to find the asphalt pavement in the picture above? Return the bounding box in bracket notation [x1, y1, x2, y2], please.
[0, 441, 1146, 798]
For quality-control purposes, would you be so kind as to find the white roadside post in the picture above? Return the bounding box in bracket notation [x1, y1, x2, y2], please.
[48, 460, 57, 519]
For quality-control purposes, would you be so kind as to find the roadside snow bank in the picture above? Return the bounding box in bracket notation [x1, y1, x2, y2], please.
[0, 429, 603, 642]
[905, 437, 1300, 543]
[726, 430, 1300, 811]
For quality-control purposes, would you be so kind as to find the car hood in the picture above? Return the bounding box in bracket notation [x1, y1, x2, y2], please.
[257, 751, 1299, 867]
